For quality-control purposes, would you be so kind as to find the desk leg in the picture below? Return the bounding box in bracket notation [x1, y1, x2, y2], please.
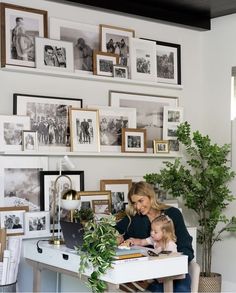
[106, 282, 120, 292]
[33, 266, 41, 293]
[163, 279, 173, 293]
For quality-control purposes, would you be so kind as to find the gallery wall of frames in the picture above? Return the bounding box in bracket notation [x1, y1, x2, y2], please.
[0, 0, 186, 240]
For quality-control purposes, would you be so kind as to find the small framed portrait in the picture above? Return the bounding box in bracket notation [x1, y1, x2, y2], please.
[22, 130, 38, 151]
[100, 24, 135, 67]
[35, 37, 74, 72]
[0, 206, 29, 236]
[69, 108, 100, 152]
[92, 200, 110, 215]
[121, 128, 147, 153]
[24, 211, 50, 238]
[93, 50, 119, 76]
[153, 140, 169, 153]
[113, 65, 128, 79]
[0, 3, 48, 68]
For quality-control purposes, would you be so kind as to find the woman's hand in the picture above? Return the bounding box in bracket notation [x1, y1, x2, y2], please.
[128, 237, 144, 246]
[117, 234, 124, 245]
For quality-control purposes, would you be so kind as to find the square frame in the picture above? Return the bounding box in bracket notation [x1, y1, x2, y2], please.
[70, 108, 100, 152]
[153, 140, 169, 153]
[93, 50, 119, 76]
[109, 90, 178, 152]
[100, 179, 132, 214]
[163, 106, 183, 140]
[0, 206, 29, 236]
[100, 24, 135, 67]
[49, 17, 99, 75]
[0, 156, 48, 210]
[78, 191, 111, 212]
[13, 93, 83, 152]
[113, 65, 128, 79]
[0, 114, 30, 151]
[35, 37, 74, 72]
[22, 130, 38, 152]
[121, 128, 147, 153]
[0, 2, 48, 67]
[24, 211, 50, 238]
[129, 38, 157, 82]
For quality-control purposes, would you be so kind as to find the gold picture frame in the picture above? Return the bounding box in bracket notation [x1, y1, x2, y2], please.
[121, 128, 147, 153]
[78, 191, 111, 212]
[93, 50, 119, 76]
[153, 139, 169, 153]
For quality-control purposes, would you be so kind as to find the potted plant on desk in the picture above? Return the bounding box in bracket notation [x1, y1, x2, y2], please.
[144, 121, 236, 292]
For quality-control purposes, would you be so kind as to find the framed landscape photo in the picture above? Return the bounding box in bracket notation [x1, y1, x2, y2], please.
[0, 156, 48, 210]
[0, 206, 29, 236]
[92, 199, 110, 215]
[35, 37, 74, 72]
[113, 65, 128, 79]
[121, 128, 147, 153]
[22, 130, 38, 152]
[93, 50, 119, 76]
[163, 106, 183, 140]
[0, 114, 30, 151]
[129, 38, 157, 82]
[109, 90, 178, 152]
[70, 108, 100, 152]
[100, 179, 132, 214]
[153, 140, 169, 153]
[13, 93, 83, 152]
[100, 24, 135, 67]
[49, 17, 99, 75]
[24, 211, 50, 238]
[0, 3, 48, 67]
[78, 191, 111, 212]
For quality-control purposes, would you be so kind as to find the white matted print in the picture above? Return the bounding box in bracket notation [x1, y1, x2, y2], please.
[49, 17, 99, 75]
[70, 108, 100, 152]
[35, 37, 74, 72]
[129, 38, 157, 82]
[110, 91, 178, 151]
[78, 191, 111, 211]
[113, 65, 128, 79]
[24, 211, 50, 238]
[22, 130, 38, 151]
[121, 128, 147, 153]
[88, 105, 136, 152]
[0, 156, 48, 210]
[93, 51, 118, 76]
[163, 106, 183, 140]
[0, 114, 30, 151]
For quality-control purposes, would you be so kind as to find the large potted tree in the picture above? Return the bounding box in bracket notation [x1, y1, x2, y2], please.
[144, 121, 236, 292]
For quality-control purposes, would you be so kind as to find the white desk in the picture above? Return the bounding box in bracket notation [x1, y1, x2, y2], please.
[24, 240, 188, 292]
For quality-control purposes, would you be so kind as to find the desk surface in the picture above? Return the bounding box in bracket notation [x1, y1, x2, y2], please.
[24, 240, 188, 285]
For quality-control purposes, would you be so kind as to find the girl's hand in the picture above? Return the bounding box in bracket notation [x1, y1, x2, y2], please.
[128, 237, 142, 246]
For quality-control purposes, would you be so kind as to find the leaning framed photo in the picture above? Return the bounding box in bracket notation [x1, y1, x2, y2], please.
[0, 114, 30, 151]
[70, 108, 100, 152]
[93, 50, 119, 76]
[109, 90, 178, 152]
[121, 128, 147, 153]
[78, 191, 111, 212]
[163, 106, 183, 140]
[92, 200, 110, 215]
[129, 38, 157, 82]
[49, 17, 99, 75]
[153, 139, 169, 153]
[35, 37, 74, 72]
[0, 3, 48, 67]
[13, 93, 83, 152]
[100, 179, 132, 214]
[24, 211, 50, 238]
[0, 206, 29, 236]
[113, 65, 128, 79]
[22, 130, 38, 152]
[100, 24, 135, 67]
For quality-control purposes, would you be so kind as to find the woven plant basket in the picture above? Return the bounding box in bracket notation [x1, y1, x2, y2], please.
[199, 273, 222, 292]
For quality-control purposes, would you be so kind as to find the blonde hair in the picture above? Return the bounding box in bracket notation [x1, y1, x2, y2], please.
[152, 215, 176, 248]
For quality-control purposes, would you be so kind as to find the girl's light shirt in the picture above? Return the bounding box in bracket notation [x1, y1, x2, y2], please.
[146, 237, 177, 254]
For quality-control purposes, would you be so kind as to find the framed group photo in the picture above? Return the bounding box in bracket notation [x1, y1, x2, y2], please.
[93, 50, 119, 76]
[0, 3, 48, 67]
[22, 130, 38, 151]
[113, 65, 128, 79]
[24, 211, 50, 238]
[121, 128, 147, 153]
[153, 139, 169, 153]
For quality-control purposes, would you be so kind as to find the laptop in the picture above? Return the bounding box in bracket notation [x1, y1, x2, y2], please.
[60, 220, 84, 249]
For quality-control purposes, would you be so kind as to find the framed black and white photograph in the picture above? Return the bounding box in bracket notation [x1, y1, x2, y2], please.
[49, 17, 99, 75]
[22, 130, 38, 152]
[0, 157, 48, 211]
[163, 106, 183, 140]
[100, 24, 135, 67]
[92, 200, 110, 215]
[88, 105, 136, 152]
[40, 170, 84, 228]
[0, 206, 28, 236]
[113, 65, 128, 79]
[35, 37, 74, 72]
[100, 179, 132, 215]
[93, 51, 119, 76]
[78, 191, 111, 212]
[13, 93, 83, 152]
[109, 90, 178, 152]
[153, 140, 169, 153]
[0, 3, 48, 68]
[70, 108, 100, 152]
[121, 128, 147, 153]
[0, 114, 30, 151]
[24, 211, 50, 238]
[129, 38, 157, 82]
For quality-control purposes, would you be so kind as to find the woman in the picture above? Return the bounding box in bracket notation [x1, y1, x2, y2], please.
[116, 181, 194, 292]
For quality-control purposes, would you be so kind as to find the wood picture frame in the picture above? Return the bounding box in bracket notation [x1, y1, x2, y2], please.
[24, 211, 50, 238]
[78, 191, 111, 212]
[121, 128, 147, 153]
[153, 139, 169, 153]
[0, 2, 48, 67]
[93, 50, 119, 76]
[22, 130, 38, 152]
[92, 199, 110, 215]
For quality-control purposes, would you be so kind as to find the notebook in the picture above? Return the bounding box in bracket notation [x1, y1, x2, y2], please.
[60, 220, 84, 249]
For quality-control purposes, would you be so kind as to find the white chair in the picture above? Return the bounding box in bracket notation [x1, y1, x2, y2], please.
[189, 261, 200, 293]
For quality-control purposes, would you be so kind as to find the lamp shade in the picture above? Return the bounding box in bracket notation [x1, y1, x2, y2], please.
[61, 189, 80, 210]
